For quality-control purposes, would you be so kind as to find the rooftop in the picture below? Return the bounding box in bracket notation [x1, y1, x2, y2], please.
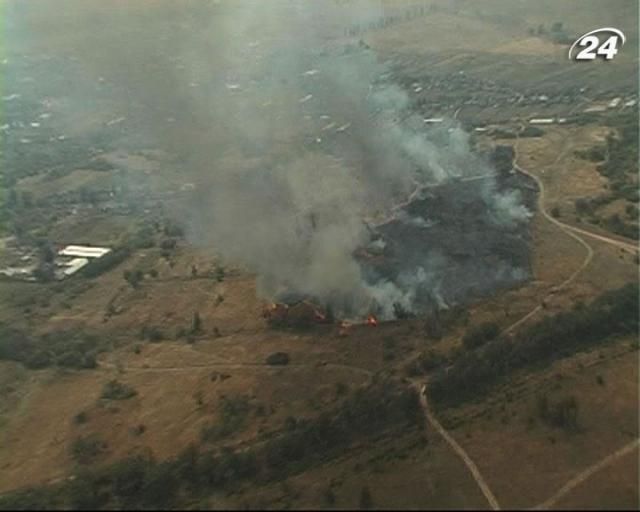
[58, 245, 112, 259]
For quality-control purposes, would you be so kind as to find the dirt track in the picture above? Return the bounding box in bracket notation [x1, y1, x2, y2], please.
[413, 380, 502, 510]
[502, 137, 596, 335]
[533, 438, 640, 510]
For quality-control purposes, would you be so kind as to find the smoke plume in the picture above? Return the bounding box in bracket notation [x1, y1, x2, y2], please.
[7, 0, 532, 320]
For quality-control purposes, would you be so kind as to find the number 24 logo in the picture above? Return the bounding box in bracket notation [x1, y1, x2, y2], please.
[568, 28, 626, 61]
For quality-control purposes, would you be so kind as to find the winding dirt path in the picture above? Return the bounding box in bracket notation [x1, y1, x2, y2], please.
[533, 438, 640, 510]
[413, 381, 501, 510]
[556, 223, 637, 254]
[503, 141, 594, 334]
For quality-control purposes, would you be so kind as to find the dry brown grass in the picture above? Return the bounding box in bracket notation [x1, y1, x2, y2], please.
[552, 443, 639, 510]
[438, 338, 638, 509]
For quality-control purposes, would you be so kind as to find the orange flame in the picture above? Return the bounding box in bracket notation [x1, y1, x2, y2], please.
[367, 315, 378, 327]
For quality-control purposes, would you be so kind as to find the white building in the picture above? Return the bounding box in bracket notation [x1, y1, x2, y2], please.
[62, 257, 89, 276]
[58, 245, 111, 259]
[607, 98, 621, 109]
[529, 118, 555, 125]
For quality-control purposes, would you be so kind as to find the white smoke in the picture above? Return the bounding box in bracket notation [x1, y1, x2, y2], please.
[490, 189, 533, 226]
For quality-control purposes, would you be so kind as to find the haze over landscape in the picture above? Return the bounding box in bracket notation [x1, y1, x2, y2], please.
[0, 1, 638, 510]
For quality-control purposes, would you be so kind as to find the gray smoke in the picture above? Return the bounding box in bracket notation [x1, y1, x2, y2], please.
[183, 34, 531, 319]
[7, 0, 531, 320]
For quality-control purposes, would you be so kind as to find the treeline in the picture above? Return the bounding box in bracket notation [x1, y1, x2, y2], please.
[573, 114, 639, 239]
[0, 325, 105, 369]
[262, 380, 421, 479]
[0, 380, 421, 510]
[429, 283, 638, 409]
[598, 114, 638, 187]
[81, 247, 131, 279]
[575, 196, 639, 240]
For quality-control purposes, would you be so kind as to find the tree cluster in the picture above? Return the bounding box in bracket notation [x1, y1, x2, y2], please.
[429, 283, 638, 408]
[0, 326, 102, 370]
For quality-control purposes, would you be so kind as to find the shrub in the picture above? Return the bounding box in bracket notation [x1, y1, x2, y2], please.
[141, 325, 164, 342]
[160, 238, 177, 251]
[123, 270, 143, 289]
[74, 411, 89, 425]
[71, 435, 107, 465]
[266, 352, 290, 366]
[201, 395, 250, 442]
[537, 395, 580, 431]
[101, 380, 137, 401]
[191, 312, 202, 334]
[57, 350, 97, 369]
[25, 350, 52, 369]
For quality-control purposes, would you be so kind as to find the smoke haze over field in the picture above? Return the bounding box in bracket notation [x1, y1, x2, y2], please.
[5, 0, 533, 319]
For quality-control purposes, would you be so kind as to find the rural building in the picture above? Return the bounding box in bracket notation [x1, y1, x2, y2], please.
[583, 104, 607, 113]
[53, 244, 112, 280]
[529, 118, 555, 125]
[0, 267, 35, 279]
[607, 97, 621, 109]
[61, 257, 90, 277]
[58, 245, 112, 259]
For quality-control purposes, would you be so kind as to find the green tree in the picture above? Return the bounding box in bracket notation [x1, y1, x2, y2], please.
[191, 311, 202, 334]
[71, 435, 107, 465]
[101, 380, 137, 400]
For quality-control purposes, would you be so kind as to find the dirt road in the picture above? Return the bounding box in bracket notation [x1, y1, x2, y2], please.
[503, 142, 595, 334]
[413, 381, 501, 510]
[534, 438, 640, 510]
